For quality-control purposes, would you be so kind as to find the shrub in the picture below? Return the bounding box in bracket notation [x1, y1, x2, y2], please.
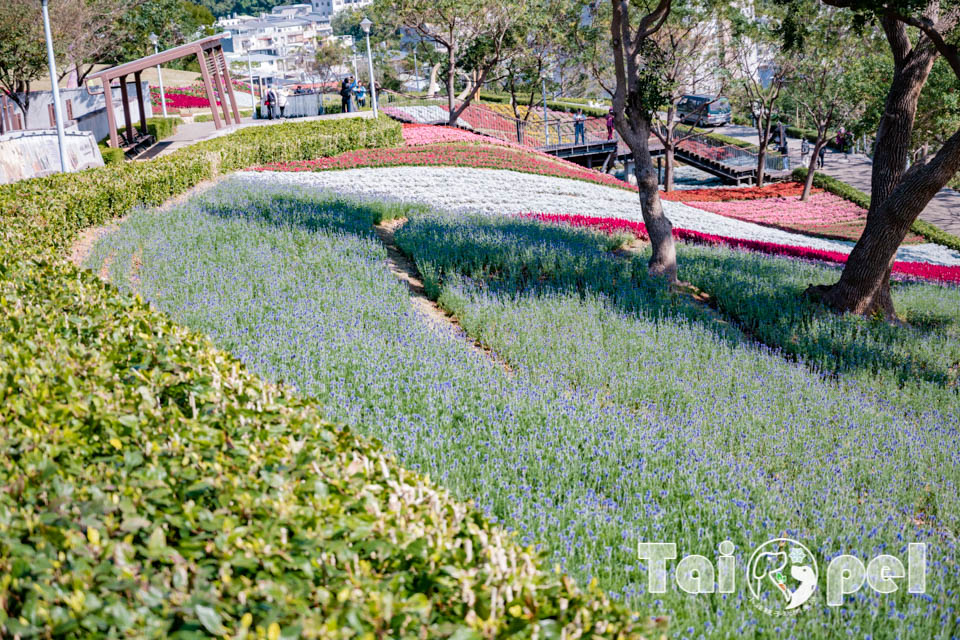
[792, 166, 960, 250]
[0, 116, 650, 637]
[194, 110, 253, 123]
[97, 143, 126, 165]
[112, 116, 184, 144]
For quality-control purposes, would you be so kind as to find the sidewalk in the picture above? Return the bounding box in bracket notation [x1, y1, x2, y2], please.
[715, 124, 960, 236]
[139, 110, 374, 159]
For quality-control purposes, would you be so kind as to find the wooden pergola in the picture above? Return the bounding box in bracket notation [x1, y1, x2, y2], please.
[87, 34, 241, 149]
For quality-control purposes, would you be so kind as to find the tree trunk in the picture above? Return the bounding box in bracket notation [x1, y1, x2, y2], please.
[801, 139, 826, 201]
[664, 145, 675, 192]
[756, 144, 767, 187]
[809, 20, 938, 317]
[446, 55, 457, 125]
[622, 118, 677, 281]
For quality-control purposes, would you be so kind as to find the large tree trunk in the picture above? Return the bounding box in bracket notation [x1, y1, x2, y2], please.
[810, 129, 960, 316]
[623, 118, 677, 281]
[808, 19, 938, 317]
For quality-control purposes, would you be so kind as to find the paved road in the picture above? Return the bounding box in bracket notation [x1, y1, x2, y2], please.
[714, 124, 960, 236]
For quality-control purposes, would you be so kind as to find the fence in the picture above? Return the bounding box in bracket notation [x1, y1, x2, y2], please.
[672, 130, 789, 173]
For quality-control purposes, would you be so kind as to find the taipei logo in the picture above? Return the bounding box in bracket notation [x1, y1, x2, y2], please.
[747, 538, 818, 615]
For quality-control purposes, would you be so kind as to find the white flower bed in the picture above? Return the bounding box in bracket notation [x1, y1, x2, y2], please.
[236, 166, 960, 266]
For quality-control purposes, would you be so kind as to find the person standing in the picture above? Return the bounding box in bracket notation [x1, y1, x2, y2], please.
[606, 109, 615, 141]
[800, 138, 810, 166]
[573, 109, 586, 145]
[356, 82, 367, 108]
[340, 76, 353, 113]
[264, 86, 277, 120]
[818, 144, 827, 169]
[277, 87, 288, 118]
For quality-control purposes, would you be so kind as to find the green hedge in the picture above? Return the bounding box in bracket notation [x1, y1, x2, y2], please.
[477, 92, 608, 117]
[111, 116, 183, 144]
[194, 110, 253, 123]
[792, 166, 960, 251]
[0, 117, 652, 637]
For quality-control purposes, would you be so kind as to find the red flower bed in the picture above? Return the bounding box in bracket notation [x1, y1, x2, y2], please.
[256, 142, 634, 191]
[661, 183, 819, 202]
[525, 213, 960, 284]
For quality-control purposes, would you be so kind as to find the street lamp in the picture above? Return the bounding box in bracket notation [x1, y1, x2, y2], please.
[360, 17, 378, 118]
[149, 33, 169, 119]
[41, 0, 67, 173]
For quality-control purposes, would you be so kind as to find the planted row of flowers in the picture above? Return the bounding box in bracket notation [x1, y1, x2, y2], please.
[526, 212, 960, 283]
[661, 182, 819, 201]
[256, 141, 634, 190]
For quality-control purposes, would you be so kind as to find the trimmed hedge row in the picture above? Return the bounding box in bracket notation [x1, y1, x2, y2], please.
[477, 92, 609, 117]
[0, 117, 653, 637]
[792, 166, 960, 251]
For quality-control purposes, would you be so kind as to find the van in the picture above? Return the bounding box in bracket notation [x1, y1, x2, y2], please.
[677, 95, 732, 126]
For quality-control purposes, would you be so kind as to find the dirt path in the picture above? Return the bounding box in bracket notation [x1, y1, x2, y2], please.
[374, 219, 513, 375]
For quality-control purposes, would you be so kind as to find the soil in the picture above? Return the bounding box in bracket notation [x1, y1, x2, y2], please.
[374, 218, 513, 374]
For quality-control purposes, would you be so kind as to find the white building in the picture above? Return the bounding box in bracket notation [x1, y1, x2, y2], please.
[309, 0, 372, 20]
[217, 6, 335, 81]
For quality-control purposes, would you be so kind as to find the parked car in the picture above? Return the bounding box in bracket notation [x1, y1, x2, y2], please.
[677, 95, 732, 126]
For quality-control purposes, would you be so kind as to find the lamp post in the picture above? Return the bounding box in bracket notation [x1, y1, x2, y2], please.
[360, 17, 378, 118]
[540, 71, 549, 146]
[149, 33, 168, 119]
[41, 0, 68, 173]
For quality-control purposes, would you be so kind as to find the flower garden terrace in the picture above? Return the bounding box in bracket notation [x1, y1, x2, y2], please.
[3, 117, 960, 640]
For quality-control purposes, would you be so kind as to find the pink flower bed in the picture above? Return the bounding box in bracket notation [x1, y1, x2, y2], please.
[401, 124, 502, 146]
[684, 192, 924, 244]
[525, 213, 960, 284]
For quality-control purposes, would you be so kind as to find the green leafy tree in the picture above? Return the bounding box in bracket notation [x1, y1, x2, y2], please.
[377, 0, 530, 126]
[0, 0, 50, 118]
[782, 4, 872, 200]
[792, 0, 960, 318]
[602, 0, 678, 281]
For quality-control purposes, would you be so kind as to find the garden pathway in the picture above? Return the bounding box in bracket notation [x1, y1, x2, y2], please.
[715, 124, 960, 236]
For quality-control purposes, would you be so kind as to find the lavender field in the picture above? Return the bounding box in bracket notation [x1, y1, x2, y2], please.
[87, 181, 960, 640]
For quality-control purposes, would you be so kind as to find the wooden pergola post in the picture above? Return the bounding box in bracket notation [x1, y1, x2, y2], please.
[217, 47, 242, 122]
[118, 74, 135, 145]
[134, 71, 148, 136]
[197, 47, 223, 129]
[208, 48, 233, 126]
[87, 34, 234, 148]
[103, 79, 119, 148]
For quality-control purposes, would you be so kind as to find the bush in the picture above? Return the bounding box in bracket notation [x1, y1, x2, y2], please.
[0, 116, 649, 637]
[112, 116, 184, 144]
[97, 143, 126, 165]
[792, 166, 960, 250]
[477, 91, 608, 117]
[194, 110, 253, 123]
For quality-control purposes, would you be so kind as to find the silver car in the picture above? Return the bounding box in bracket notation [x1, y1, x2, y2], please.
[677, 95, 732, 126]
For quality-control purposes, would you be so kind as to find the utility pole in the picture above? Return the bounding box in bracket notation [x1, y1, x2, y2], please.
[41, 0, 68, 173]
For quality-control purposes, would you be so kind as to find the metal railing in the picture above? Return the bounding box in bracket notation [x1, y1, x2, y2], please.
[672, 129, 789, 173]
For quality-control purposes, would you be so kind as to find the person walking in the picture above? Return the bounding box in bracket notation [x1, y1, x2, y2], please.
[606, 108, 615, 141]
[835, 126, 847, 161]
[844, 131, 854, 162]
[277, 87, 288, 118]
[573, 109, 586, 145]
[817, 144, 827, 169]
[778, 121, 788, 154]
[800, 138, 810, 165]
[355, 82, 367, 109]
